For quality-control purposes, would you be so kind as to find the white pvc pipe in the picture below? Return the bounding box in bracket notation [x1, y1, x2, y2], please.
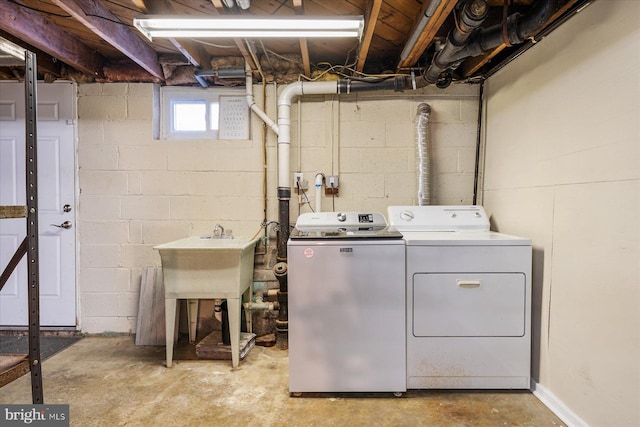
[245, 63, 279, 136]
[244, 69, 341, 195]
[277, 81, 339, 189]
[314, 173, 324, 212]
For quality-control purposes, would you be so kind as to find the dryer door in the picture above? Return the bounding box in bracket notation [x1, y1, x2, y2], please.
[413, 273, 526, 337]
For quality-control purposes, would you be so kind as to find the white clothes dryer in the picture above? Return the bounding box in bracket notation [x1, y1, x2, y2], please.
[388, 205, 532, 389]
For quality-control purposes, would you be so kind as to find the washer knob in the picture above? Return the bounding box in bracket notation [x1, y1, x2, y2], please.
[337, 212, 347, 222]
[400, 210, 414, 221]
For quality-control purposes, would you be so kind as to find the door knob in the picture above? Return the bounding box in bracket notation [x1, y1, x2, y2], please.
[51, 221, 72, 229]
[63, 204, 72, 212]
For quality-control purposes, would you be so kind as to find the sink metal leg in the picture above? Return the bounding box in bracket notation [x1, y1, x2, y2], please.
[165, 298, 177, 368]
[227, 297, 241, 368]
[187, 299, 198, 343]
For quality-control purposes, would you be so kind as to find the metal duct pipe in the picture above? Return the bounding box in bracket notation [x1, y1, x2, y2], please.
[424, 0, 489, 85]
[195, 67, 247, 88]
[415, 103, 432, 206]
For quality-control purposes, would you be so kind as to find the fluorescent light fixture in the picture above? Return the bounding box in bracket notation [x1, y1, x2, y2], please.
[134, 15, 364, 40]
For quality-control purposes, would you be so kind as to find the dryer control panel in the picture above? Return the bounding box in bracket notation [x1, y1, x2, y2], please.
[387, 205, 490, 232]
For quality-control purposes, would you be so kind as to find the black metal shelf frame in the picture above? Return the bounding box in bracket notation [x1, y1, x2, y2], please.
[0, 41, 44, 403]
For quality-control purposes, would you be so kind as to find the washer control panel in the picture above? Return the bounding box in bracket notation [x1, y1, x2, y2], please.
[295, 212, 387, 231]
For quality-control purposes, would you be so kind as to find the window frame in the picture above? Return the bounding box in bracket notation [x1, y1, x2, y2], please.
[158, 86, 249, 141]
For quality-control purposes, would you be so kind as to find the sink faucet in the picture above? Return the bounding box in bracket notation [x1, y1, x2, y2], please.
[213, 224, 225, 237]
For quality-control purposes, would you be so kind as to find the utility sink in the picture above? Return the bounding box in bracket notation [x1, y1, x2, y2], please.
[154, 236, 259, 368]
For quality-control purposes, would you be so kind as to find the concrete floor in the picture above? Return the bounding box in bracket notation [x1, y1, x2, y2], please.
[0, 337, 566, 426]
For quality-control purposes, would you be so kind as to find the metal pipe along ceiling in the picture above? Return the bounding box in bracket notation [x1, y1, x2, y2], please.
[422, 0, 563, 86]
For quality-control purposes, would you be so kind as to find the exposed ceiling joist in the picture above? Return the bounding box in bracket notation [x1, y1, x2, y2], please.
[210, 0, 226, 8]
[397, 0, 457, 69]
[0, 30, 61, 77]
[138, 0, 208, 67]
[293, 0, 311, 77]
[0, 0, 586, 86]
[0, 0, 104, 78]
[52, 0, 164, 80]
[130, 0, 147, 11]
[356, 0, 382, 73]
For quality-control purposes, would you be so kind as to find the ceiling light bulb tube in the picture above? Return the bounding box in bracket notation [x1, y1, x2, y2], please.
[134, 15, 364, 40]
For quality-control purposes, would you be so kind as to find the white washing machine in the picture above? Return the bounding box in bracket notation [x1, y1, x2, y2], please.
[388, 205, 532, 389]
[288, 212, 406, 393]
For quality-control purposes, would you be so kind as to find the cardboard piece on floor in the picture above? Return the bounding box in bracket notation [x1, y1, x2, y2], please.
[195, 331, 256, 360]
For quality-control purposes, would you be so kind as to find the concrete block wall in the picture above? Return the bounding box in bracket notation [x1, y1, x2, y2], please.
[77, 83, 268, 333]
[77, 82, 479, 334]
[287, 84, 480, 216]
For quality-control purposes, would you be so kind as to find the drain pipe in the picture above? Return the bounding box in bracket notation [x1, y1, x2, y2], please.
[273, 261, 288, 349]
[415, 104, 432, 206]
[245, 63, 279, 136]
[424, 0, 489, 85]
[452, 0, 560, 61]
[423, 0, 561, 86]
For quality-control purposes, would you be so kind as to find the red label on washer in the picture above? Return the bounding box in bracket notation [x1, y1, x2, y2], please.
[303, 248, 314, 258]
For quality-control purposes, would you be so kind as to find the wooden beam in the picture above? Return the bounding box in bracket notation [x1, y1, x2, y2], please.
[0, 205, 27, 219]
[293, 0, 310, 77]
[0, 31, 60, 76]
[130, 0, 148, 12]
[52, 0, 164, 80]
[397, 0, 457, 69]
[141, 0, 208, 68]
[235, 40, 256, 71]
[356, 0, 382, 73]
[0, 1, 104, 78]
[298, 38, 311, 77]
[0, 237, 26, 292]
[0, 355, 30, 388]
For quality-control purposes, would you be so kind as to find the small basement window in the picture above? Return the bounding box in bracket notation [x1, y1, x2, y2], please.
[155, 86, 249, 140]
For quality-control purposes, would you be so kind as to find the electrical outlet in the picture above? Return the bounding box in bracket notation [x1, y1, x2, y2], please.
[325, 175, 339, 195]
[293, 173, 308, 193]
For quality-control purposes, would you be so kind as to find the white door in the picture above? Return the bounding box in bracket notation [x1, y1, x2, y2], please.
[0, 81, 76, 327]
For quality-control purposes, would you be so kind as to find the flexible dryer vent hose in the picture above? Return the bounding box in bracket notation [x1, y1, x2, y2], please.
[416, 103, 432, 206]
